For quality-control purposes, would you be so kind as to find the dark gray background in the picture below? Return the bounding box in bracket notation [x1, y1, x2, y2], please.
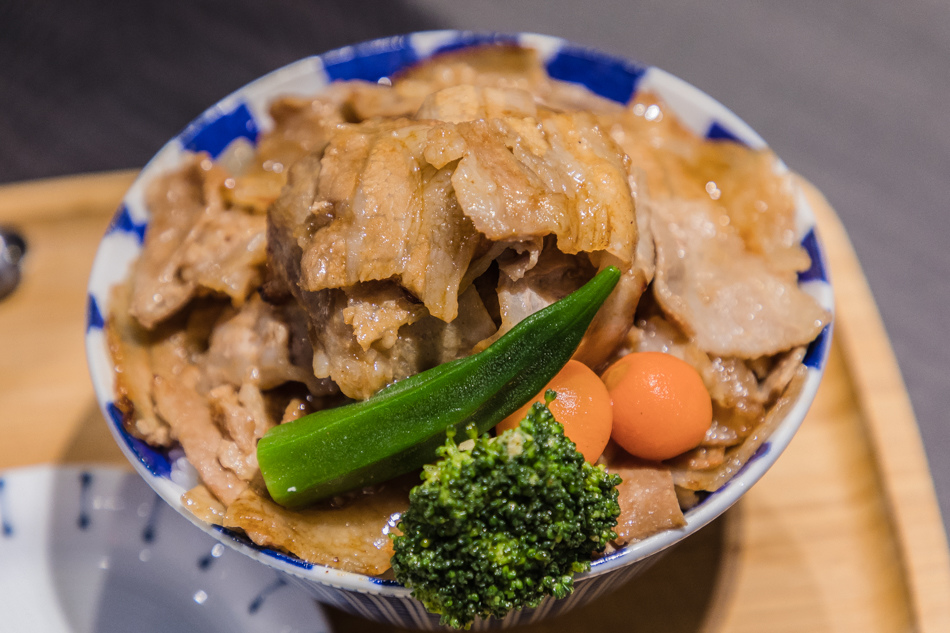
[2, 1, 948, 540]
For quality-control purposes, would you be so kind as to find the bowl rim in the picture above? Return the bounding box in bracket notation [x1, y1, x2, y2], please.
[85, 29, 834, 597]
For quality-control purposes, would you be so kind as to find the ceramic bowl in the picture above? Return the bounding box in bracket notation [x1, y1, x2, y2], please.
[85, 31, 834, 630]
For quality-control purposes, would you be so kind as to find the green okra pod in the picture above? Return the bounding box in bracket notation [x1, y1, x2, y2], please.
[257, 265, 621, 508]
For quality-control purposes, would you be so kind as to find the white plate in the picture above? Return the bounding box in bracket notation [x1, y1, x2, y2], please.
[0, 465, 333, 633]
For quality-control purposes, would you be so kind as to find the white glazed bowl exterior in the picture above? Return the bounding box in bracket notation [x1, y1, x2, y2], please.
[85, 31, 834, 630]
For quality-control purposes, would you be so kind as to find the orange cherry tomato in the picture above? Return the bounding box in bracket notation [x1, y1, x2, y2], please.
[601, 352, 712, 461]
[497, 360, 613, 463]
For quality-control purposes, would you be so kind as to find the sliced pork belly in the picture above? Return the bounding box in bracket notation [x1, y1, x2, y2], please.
[572, 255, 651, 370]
[344, 49, 547, 123]
[177, 208, 266, 303]
[448, 112, 638, 265]
[395, 45, 550, 97]
[298, 121, 482, 323]
[405, 161, 485, 320]
[605, 448, 686, 546]
[474, 170, 651, 368]
[650, 198, 829, 359]
[150, 331, 247, 506]
[129, 154, 267, 329]
[346, 81, 425, 120]
[447, 118, 565, 241]
[341, 282, 427, 351]
[106, 278, 170, 446]
[222, 478, 412, 575]
[573, 179, 655, 369]
[265, 152, 325, 306]
[671, 367, 807, 492]
[416, 84, 538, 122]
[533, 111, 638, 260]
[268, 137, 493, 400]
[311, 285, 496, 400]
[208, 382, 273, 483]
[202, 294, 328, 393]
[130, 156, 227, 328]
[481, 244, 592, 349]
[223, 88, 353, 214]
[279, 88, 640, 351]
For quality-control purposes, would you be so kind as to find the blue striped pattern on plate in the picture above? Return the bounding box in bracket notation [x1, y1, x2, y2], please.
[0, 466, 331, 633]
[84, 31, 833, 630]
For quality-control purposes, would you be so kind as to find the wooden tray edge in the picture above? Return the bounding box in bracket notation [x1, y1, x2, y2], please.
[0, 170, 137, 224]
[799, 176, 950, 632]
[2, 170, 947, 629]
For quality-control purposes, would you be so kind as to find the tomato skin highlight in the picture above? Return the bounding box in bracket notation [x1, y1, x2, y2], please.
[497, 360, 613, 463]
[601, 352, 713, 462]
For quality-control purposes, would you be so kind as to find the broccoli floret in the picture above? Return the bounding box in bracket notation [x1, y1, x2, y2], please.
[390, 392, 622, 629]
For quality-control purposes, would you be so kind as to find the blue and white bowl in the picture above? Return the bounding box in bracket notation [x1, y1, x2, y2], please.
[85, 31, 834, 630]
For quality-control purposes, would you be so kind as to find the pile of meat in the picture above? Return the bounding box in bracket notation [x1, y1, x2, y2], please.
[107, 47, 830, 575]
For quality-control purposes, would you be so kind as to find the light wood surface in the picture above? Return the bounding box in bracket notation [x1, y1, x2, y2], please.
[0, 171, 947, 632]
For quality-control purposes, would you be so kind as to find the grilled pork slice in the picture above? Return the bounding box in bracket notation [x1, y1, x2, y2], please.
[201, 293, 333, 395]
[605, 448, 686, 546]
[268, 88, 644, 398]
[149, 331, 248, 506]
[129, 155, 266, 329]
[310, 284, 496, 400]
[222, 479, 412, 575]
[650, 198, 829, 359]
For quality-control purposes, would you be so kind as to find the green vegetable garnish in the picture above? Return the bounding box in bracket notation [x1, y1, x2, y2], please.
[257, 266, 620, 508]
[391, 393, 622, 629]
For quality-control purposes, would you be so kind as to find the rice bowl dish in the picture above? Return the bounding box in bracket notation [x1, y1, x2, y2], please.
[86, 31, 833, 629]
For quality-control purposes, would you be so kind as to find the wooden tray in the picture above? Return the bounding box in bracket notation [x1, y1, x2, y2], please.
[1, 172, 947, 632]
